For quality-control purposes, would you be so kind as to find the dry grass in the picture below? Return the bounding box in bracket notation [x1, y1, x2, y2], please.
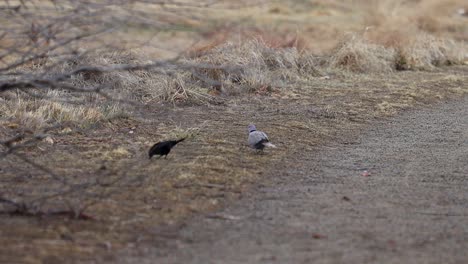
[190, 40, 321, 94]
[328, 32, 467, 72]
[0, 90, 125, 129]
[362, 0, 468, 40]
[1, 1, 468, 262]
[3, 30, 466, 129]
[360, 0, 468, 70]
[393, 33, 467, 70]
[3, 40, 324, 127]
[3, 0, 466, 122]
[326, 0, 467, 72]
[57, 51, 219, 105]
[329, 34, 397, 73]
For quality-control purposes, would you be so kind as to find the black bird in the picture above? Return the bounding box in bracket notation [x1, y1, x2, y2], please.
[148, 138, 185, 159]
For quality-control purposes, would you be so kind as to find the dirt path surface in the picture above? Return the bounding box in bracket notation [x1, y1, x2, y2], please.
[119, 98, 468, 264]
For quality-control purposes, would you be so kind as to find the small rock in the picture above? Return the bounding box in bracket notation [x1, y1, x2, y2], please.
[129, 130, 134, 134]
[60, 233, 74, 241]
[6, 123, 19, 129]
[44, 136, 54, 145]
[99, 241, 112, 251]
[58, 226, 73, 241]
[60, 127, 72, 134]
[361, 170, 370, 177]
[312, 233, 327, 239]
[456, 8, 466, 16]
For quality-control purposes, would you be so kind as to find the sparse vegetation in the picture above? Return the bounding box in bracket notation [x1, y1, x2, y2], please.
[1, 0, 468, 262]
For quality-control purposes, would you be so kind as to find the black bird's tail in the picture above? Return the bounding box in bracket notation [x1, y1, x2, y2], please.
[174, 138, 186, 145]
[167, 137, 186, 148]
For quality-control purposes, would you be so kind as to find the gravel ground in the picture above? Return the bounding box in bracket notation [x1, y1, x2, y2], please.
[119, 98, 468, 264]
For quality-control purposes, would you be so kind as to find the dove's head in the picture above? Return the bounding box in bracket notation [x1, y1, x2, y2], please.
[248, 124, 257, 133]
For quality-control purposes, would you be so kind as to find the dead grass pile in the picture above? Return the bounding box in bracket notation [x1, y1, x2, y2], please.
[191, 40, 321, 94]
[66, 51, 144, 90]
[189, 26, 309, 58]
[328, 32, 466, 73]
[364, 29, 467, 71]
[329, 34, 397, 73]
[0, 90, 125, 129]
[362, 0, 467, 37]
[3, 0, 468, 130]
[0, 51, 219, 129]
[360, 0, 468, 70]
[49, 41, 321, 104]
[395, 33, 466, 70]
[59, 51, 216, 105]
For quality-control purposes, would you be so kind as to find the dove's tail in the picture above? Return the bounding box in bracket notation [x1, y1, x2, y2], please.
[263, 142, 277, 148]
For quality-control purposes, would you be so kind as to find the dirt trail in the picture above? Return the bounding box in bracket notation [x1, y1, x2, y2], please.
[118, 98, 468, 264]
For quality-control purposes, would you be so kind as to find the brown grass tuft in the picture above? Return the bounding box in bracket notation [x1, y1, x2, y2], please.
[361, 0, 468, 70]
[396, 34, 466, 70]
[47, 51, 216, 105]
[329, 34, 396, 73]
[192, 40, 321, 94]
[188, 27, 308, 58]
[0, 90, 125, 129]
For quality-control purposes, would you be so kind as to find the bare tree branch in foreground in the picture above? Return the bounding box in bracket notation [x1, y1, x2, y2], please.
[0, 0, 238, 219]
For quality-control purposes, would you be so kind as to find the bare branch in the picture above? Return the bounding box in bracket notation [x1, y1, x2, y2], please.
[0, 0, 239, 220]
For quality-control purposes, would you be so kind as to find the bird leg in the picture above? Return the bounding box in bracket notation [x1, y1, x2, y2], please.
[255, 149, 265, 155]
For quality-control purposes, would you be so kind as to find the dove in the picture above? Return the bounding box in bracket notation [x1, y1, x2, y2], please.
[149, 138, 185, 159]
[248, 124, 276, 150]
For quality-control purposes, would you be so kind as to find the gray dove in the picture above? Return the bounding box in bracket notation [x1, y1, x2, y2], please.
[248, 124, 276, 150]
